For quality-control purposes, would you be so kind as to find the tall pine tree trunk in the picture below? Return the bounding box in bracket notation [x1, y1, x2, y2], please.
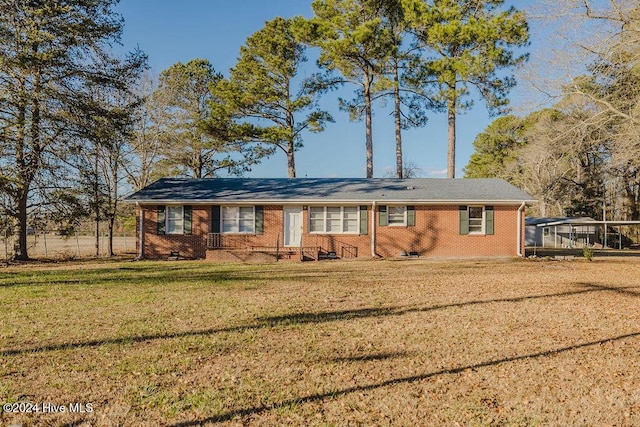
[364, 72, 374, 179]
[393, 59, 403, 179]
[16, 193, 29, 261]
[193, 152, 203, 179]
[14, 81, 29, 261]
[286, 108, 296, 178]
[14, 70, 41, 261]
[287, 143, 296, 178]
[447, 91, 457, 179]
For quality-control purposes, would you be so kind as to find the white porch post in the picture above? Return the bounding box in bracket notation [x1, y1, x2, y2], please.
[517, 202, 525, 257]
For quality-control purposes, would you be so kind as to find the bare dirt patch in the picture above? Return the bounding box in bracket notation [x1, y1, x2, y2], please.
[1, 258, 639, 426]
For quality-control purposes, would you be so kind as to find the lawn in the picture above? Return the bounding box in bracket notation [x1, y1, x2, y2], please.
[1, 258, 639, 426]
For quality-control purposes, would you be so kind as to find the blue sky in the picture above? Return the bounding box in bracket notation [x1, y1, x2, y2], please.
[113, 1, 523, 179]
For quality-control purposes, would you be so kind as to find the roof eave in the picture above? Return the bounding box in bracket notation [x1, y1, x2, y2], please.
[127, 198, 537, 205]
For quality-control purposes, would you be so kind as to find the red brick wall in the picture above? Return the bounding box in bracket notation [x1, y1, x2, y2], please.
[139, 205, 210, 259]
[137, 204, 524, 260]
[374, 205, 521, 258]
[138, 205, 286, 259]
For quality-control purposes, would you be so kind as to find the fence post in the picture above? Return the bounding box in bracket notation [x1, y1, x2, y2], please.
[43, 230, 48, 258]
[76, 234, 81, 258]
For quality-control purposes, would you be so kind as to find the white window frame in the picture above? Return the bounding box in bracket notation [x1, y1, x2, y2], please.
[387, 206, 407, 226]
[166, 205, 184, 235]
[309, 206, 360, 234]
[221, 206, 255, 234]
[468, 206, 485, 235]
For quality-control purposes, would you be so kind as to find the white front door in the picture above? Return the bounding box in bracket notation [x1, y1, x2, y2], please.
[283, 207, 303, 247]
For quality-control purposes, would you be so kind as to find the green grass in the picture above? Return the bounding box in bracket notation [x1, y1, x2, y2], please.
[1, 258, 640, 426]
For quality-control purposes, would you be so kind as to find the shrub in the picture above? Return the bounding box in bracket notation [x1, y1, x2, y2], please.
[583, 246, 594, 261]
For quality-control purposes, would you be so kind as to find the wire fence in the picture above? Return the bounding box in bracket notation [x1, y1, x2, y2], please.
[1, 229, 136, 262]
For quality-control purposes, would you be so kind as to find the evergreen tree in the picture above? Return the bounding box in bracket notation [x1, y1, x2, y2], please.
[153, 59, 268, 178]
[464, 115, 525, 179]
[404, 0, 529, 178]
[214, 18, 332, 178]
[0, 0, 146, 260]
[294, 0, 396, 178]
[371, 0, 435, 178]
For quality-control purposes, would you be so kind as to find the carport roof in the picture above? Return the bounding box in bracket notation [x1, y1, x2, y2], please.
[528, 217, 640, 227]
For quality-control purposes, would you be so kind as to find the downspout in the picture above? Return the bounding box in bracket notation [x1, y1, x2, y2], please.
[517, 201, 526, 257]
[371, 201, 376, 257]
[137, 203, 144, 260]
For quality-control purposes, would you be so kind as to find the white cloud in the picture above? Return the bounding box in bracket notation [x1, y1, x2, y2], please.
[429, 168, 448, 177]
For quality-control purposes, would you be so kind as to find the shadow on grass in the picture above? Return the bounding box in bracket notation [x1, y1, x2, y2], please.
[577, 283, 640, 297]
[167, 330, 640, 426]
[255, 283, 640, 326]
[2, 283, 638, 357]
[0, 266, 261, 288]
[0, 307, 394, 357]
[0, 264, 336, 288]
[330, 351, 412, 363]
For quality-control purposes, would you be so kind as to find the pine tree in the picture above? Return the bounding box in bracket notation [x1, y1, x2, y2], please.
[213, 18, 332, 178]
[294, 0, 396, 178]
[404, 0, 529, 178]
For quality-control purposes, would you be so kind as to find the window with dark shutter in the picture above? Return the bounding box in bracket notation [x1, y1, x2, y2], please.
[485, 206, 494, 235]
[387, 206, 406, 225]
[211, 206, 221, 233]
[157, 206, 166, 235]
[184, 206, 192, 235]
[459, 206, 469, 235]
[255, 206, 264, 235]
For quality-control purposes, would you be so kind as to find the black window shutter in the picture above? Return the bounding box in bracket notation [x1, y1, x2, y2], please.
[211, 206, 221, 233]
[485, 206, 494, 235]
[255, 206, 264, 234]
[379, 205, 388, 226]
[184, 206, 192, 235]
[459, 206, 469, 235]
[407, 206, 415, 226]
[157, 206, 166, 235]
[359, 205, 368, 235]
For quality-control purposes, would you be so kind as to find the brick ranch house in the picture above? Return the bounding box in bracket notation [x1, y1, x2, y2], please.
[126, 178, 535, 261]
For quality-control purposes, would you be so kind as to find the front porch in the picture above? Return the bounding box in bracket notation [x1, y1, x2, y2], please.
[206, 233, 357, 261]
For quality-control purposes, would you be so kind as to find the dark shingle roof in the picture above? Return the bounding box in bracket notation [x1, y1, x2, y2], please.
[126, 178, 534, 204]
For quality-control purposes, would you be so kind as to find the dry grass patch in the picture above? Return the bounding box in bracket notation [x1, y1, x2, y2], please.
[1, 258, 639, 426]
